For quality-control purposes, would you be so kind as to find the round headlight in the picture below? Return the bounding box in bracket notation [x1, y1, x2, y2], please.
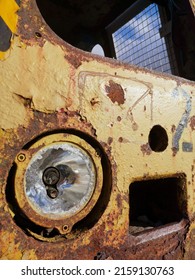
[14, 133, 103, 236]
[25, 142, 96, 218]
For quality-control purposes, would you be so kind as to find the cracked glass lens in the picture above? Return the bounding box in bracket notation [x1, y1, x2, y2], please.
[25, 143, 96, 218]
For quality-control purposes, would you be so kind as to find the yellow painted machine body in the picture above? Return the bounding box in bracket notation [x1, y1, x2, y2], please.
[0, 0, 195, 259]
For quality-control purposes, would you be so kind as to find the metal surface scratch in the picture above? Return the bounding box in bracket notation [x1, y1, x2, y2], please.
[172, 88, 192, 154]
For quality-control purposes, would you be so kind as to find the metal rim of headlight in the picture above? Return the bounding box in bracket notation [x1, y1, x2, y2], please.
[14, 133, 103, 234]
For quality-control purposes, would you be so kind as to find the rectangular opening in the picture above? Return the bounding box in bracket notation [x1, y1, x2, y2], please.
[129, 175, 187, 235]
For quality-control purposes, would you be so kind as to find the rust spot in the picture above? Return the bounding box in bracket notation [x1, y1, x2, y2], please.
[132, 122, 138, 131]
[141, 143, 152, 156]
[117, 116, 122, 122]
[144, 105, 146, 112]
[118, 137, 123, 143]
[90, 98, 100, 106]
[58, 108, 65, 113]
[17, 1, 47, 47]
[192, 173, 195, 185]
[190, 116, 195, 130]
[105, 80, 125, 105]
[172, 147, 178, 157]
[184, 228, 195, 259]
[116, 193, 128, 209]
[107, 137, 113, 145]
[171, 125, 176, 133]
[64, 49, 91, 69]
[64, 54, 82, 69]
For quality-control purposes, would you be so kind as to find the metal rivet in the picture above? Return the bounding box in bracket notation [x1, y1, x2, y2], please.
[17, 153, 26, 162]
[63, 225, 69, 232]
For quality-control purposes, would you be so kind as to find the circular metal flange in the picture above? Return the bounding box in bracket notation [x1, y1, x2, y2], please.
[14, 133, 103, 234]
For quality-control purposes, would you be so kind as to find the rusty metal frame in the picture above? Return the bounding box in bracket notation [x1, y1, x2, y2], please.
[0, 0, 195, 260]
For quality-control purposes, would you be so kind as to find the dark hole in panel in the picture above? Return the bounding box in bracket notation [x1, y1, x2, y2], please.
[148, 125, 168, 152]
[129, 175, 187, 235]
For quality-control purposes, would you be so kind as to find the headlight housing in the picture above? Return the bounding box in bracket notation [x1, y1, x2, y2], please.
[14, 133, 103, 238]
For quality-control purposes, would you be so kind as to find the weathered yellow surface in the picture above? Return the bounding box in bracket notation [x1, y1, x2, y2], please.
[0, 0, 195, 259]
[0, 40, 73, 129]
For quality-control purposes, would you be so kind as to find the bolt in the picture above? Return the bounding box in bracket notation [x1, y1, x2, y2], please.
[43, 167, 60, 186]
[62, 225, 69, 232]
[47, 187, 59, 199]
[17, 153, 26, 162]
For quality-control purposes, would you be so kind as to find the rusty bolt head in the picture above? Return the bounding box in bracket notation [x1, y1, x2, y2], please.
[62, 225, 69, 233]
[17, 153, 26, 162]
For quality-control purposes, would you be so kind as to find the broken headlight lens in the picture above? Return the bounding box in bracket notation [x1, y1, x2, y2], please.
[25, 142, 96, 218]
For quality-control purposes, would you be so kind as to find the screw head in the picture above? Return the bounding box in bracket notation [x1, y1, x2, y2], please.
[17, 153, 26, 162]
[62, 225, 69, 233]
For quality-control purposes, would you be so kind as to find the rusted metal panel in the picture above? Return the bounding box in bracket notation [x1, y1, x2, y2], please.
[0, 0, 195, 260]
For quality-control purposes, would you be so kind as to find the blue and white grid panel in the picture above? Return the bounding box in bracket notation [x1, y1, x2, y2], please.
[113, 4, 175, 74]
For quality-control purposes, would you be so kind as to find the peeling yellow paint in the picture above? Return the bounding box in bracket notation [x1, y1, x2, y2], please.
[0, 0, 195, 259]
[0, 38, 75, 129]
